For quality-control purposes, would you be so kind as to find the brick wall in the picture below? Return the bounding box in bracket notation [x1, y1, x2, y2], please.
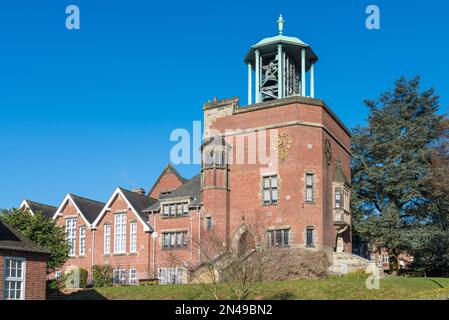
[149, 171, 185, 199]
[0, 250, 48, 300]
[152, 207, 202, 272]
[54, 200, 94, 277]
[203, 98, 352, 256]
[93, 194, 152, 281]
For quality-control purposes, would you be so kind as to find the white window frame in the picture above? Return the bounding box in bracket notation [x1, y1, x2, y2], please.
[104, 224, 111, 255]
[129, 268, 137, 286]
[66, 218, 77, 257]
[158, 267, 185, 285]
[3, 257, 26, 300]
[114, 213, 127, 254]
[130, 222, 137, 253]
[112, 268, 127, 285]
[79, 226, 86, 256]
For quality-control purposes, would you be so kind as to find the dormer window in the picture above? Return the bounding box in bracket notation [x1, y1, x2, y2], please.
[161, 202, 190, 218]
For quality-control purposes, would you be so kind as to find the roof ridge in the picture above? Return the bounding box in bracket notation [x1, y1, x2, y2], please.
[147, 163, 188, 196]
[68, 193, 105, 205]
[0, 220, 50, 254]
[25, 199, 57, 208]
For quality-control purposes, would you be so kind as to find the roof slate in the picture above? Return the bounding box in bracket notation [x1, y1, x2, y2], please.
[118, 187, 158, 225]
[143, 174, 202, 212]
[69, 194, 105, 224]
[0, 220, 50, 255]
[24, 200, 57, 219]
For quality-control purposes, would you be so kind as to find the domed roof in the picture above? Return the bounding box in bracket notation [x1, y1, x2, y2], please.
[243, 15, 318, 69]
[253, 34, 307, 48]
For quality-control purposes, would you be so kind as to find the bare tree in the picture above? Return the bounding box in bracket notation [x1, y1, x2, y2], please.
[191, 214, 331, 299]
[191, 218, 273, 300]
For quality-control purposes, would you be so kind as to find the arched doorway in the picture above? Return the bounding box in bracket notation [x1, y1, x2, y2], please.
[238, 230, 255, 256]
[232, 225, 256, 257]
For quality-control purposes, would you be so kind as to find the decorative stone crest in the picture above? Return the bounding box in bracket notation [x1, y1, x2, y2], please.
[324, 138, 332, 165]
[273, 133, 293, 160]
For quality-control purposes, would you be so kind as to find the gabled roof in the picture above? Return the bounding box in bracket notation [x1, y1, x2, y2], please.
[53, 194, 105, 227]
[0, 220, 50, 255]
[20, 199, 57, 219]
[147, 163, 188, 196]
[143, 174, 202, 213]
[93, 187, 157, 232]
[164, 174, 201, 200]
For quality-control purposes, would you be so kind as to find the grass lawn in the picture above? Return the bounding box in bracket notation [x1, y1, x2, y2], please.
[66, 276, 449, 300]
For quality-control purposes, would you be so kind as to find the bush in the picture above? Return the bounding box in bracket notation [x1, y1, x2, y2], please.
[78, 268, 88, 289]
[46, 279, 61, 290]
[92, 265, 113, 287]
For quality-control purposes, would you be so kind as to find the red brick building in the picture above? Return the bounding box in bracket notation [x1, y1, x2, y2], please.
[0, 220, 49, 300]
[20, 17, 361, 285]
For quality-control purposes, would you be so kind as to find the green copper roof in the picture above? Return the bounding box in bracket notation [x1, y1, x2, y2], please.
[253, 35, 308, 48]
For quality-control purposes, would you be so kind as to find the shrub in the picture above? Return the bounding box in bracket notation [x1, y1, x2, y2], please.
[46, 279, 61, 290]
[78, 268, 88, 289]
[92, 265, 113, 287]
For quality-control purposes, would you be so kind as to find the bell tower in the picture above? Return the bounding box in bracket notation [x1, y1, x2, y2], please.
[244, 15, 318, 104]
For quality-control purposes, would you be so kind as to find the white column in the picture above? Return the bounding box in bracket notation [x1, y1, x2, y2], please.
[255, 50, 260, 103]
[310, 61, 315, 98]
[248, 63, 252, 105]
[301, 49, 306, 96]
[278, 44, 283, 99]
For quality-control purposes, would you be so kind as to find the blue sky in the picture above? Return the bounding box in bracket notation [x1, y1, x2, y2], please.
[0, 0, 448, 209]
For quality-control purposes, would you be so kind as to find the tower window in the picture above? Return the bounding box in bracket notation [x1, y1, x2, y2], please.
[263, 175, 278, 205]
[306, 228, 314, 247]
[335, 191, 341, 208]
[305, 173, 314, 203]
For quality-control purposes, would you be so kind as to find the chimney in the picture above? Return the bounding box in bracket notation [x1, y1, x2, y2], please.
[133, 187, 145, 195]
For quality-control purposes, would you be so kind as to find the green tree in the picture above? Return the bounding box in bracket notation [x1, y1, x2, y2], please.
[0, 208, 69, 273]
[351, 76, 448, 273]
[410, 141, 449, 275]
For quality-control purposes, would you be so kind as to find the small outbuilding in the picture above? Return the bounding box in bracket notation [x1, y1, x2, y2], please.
[0, 220, 49, 300]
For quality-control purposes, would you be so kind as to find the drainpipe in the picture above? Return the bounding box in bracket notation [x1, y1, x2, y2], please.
[198, 206, 202, 261]
[183, 216, 194, 265]
[152, 213, 157, 278]
[91, 228, 95, 267]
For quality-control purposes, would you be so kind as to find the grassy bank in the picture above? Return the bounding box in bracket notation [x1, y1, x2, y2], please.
[65, 276, 449, 300]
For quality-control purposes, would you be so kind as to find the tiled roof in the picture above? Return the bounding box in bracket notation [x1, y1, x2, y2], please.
[147, 163, 188, 196]
[23, 200, 57, 219]
[118, 187, 158, 225]
[0, 220, 50, 255]
[69, 194, 105, 224]
[143, 174, 201, 212]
